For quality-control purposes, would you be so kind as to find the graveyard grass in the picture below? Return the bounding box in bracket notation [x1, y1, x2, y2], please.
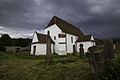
[0, 52, 120, 80]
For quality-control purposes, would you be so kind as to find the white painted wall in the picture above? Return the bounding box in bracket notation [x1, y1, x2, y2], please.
[31, 24, 96, 55]
[30, 44, 54, 55]
[44, 24, 62, 53]
[76, 41, 95, 53]
[91, 36, 94, 40]
[57, 37, 66, 55]
[32, 32, 39, 43]
[44, 24, 79, 54]
[44, 24, 68, 55]
[66, 33, 78, 53]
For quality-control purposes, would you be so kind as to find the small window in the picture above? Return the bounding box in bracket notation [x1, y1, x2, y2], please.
[59, 42, 66, 44]
[54, 36, 56, 40]
[71, 37, 73, 43]
[58, 34, 66, 38]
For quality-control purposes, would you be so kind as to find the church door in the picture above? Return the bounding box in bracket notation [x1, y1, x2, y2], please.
[33, 46, 36, 55]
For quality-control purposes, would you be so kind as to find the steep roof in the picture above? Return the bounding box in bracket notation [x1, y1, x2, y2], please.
[76, 35, 93, 42]
[45, 16, 84, 37]
[33, 32, 54, 44]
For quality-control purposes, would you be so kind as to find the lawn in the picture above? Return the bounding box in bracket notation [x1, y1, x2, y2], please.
[0, 52, 95, 80]
[0, 52, 120, 80]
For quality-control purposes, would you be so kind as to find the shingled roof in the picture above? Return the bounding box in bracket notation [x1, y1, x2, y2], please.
[45, 16, 84, 37]
[76, 35, 93, 42]
[33, 32, 54, 44]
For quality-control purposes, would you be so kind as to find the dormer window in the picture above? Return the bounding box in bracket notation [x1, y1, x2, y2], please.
[58, 34, 66, 38]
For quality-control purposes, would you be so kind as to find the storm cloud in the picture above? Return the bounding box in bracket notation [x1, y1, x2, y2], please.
[0, 0, 120, 38]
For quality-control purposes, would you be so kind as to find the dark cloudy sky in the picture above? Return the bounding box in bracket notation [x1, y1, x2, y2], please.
[0, 0, 120, 38]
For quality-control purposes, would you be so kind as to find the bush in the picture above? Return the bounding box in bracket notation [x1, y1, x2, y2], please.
[96, 59, 120, 80]
[0, 46, 6, 52]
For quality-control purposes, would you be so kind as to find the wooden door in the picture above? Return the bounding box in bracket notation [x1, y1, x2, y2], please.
[33, 46, 36, 55]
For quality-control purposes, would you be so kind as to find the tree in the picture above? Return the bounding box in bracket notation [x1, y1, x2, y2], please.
[12, 38, 32, 47]
[0, 34, 13, 46]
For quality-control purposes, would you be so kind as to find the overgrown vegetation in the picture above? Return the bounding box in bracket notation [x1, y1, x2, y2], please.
[0, 51, 120, 80]
[95, 58, 120, 80]
[0, 52, 94, 80]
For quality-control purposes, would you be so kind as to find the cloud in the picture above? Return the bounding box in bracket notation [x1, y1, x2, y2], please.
[0, 26, 4, 29]
[0, 0, 120, 38]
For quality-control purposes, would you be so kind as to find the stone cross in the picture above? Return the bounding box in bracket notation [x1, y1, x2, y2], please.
[46, 32, 52, 64]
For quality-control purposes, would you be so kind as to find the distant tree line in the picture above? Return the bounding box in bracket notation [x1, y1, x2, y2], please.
[113, 38, 120, 44]
[0, 34, 32, 51]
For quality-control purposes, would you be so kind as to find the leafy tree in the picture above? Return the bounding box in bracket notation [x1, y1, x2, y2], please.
[13, 38, 32, 47]
[0, 34, 13, 46]
[0, 34, 32, 47]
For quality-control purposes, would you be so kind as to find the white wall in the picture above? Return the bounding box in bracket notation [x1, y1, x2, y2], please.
[91, 36, 94, 40]
[44, 24, 63, 53]
[44, 24, 79, 54]
[31, 21, 97, 55]
[76, 41, 95, 53]
[30, 44, 54, 55]
[32, 32, 39, 43]
[58, 36, 66, 52]
[66, 34, 78, 53]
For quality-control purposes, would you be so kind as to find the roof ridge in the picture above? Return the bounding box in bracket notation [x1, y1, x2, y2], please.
[45, 16, 84, 36]
[35, 32, 54, 43]
[36, 32, 47, 36]
[54, 16, 81, 30]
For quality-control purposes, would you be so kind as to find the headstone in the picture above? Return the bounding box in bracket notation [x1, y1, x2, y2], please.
[87, 52, 105, 74]
[79, 44, 84, 58]
[46, 33, 52, 64]
[87, 46, 105, 74]
[104, 39, 114, 59]
[88, 46, 95, 56]
[73, 45, 76, 56]
[116, 42, 120, 53]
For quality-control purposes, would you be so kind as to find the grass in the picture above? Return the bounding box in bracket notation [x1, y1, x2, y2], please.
[0, 51, 120, 80]
[0, 52, 94, 80]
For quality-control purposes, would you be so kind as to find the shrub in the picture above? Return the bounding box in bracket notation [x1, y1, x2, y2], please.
[0, 46, 6, 52]
[96, 59, 120, 80]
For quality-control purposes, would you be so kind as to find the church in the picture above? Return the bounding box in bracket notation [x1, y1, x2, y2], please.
[30, 16, 95, 55]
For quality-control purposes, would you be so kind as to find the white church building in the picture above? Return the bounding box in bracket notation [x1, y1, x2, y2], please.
[31, 16, 95, 55]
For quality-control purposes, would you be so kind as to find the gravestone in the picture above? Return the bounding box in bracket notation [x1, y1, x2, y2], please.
[79, 44, 84, 58]
[46, 33, 52, 64]
[116, 42, 120, 53]
[73, 45, 76, 56]
[104, 39, 114, 59]
[88, 46, 96, 55]
[87, 47, 105, 74]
